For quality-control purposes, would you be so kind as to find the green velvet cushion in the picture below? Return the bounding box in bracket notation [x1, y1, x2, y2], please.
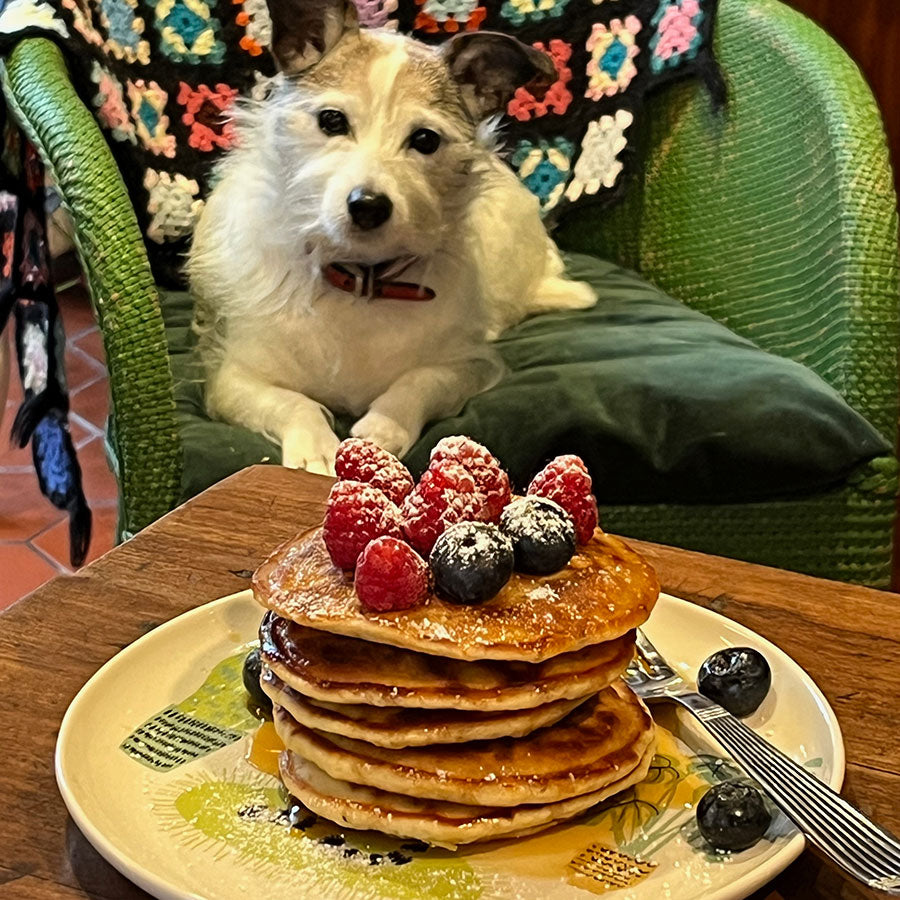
[163, 252, 888, 504]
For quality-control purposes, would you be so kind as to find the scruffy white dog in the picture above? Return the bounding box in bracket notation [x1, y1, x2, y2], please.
[188, 0, 595, 475]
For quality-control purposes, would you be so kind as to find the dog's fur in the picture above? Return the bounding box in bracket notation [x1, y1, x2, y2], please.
[188, 0, 596, 474]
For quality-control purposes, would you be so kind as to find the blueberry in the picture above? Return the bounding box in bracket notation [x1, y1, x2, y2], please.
[500, 496, 576, 574]
[430, 522, 514, 605]
[698, 647, 771, 717]
[242, 647, 272, 714]
[696, 781, 771, 852]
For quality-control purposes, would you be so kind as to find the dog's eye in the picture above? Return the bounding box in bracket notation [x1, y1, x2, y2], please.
[318, 109, 350, 136]
[409, 128, 441, 155]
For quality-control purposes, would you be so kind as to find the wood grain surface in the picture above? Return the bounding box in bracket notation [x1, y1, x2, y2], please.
[0, 465, 897, 900]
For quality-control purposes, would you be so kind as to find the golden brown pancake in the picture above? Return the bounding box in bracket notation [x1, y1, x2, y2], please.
[274, 681, 655, 807]
[253, 527, 658, 661]
[260, 613, 635, 710]
[261, 670, 586, 748]
[279, 740, 656, 848]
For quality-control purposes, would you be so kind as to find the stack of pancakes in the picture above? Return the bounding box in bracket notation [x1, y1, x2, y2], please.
[253, 525, 659, 848]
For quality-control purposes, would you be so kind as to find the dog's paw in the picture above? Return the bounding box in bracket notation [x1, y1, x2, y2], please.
[282, 423, 341, 476]
[351, 412, 413, 458]
[539, 276, 597, 311]
[568, 279, 598, 309]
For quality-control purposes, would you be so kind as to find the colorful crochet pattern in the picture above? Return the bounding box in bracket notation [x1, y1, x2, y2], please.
[6, 0, 720, 287]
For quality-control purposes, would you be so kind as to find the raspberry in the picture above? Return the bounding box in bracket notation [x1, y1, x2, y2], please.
[527, 455, 599, 545]
[429, 436, 511, 522]
[334, 438, 414, 505]
[425, 458, 478, 495]
[323, 481, 404, 570]
[401, 467, 483, 555]
[355, 536, 430, 612]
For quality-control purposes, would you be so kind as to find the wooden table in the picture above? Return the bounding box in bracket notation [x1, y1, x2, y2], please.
[1, 465, 897, 900]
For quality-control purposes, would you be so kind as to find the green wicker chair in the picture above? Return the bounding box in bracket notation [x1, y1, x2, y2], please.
[3, 0, 898, 585]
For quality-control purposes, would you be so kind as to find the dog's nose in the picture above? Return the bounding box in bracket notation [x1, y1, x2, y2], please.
[347, 188, 393, 230]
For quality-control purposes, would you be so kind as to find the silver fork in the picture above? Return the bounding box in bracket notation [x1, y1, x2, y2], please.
[625, 630, 900, 894]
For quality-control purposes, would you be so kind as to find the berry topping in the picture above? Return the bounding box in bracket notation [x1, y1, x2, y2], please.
[401, 466, 483, 555]
[500, 496, 576, 574]
[696, 781, 772, 852]
[242, 647, 272, 715]
[323, 480, 404, 570]
[527, 454, 599, 544]
[430, 436, 511, 522]
[430, 522, 514, 605]
[334, 438, 415, 505]
[355, 536, 430, 612]
[698, 647, 772, 718]
[425, 458, 478, 495]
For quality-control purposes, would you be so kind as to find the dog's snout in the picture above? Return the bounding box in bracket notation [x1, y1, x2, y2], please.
[347, 188, 393, 231]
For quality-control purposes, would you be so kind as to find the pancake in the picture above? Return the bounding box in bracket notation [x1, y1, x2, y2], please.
[279, 740, 656, 848]
[253, 527, 658, 662]
[274, 681, 655, 807]
[260, 613, 635, 710]
[261, 670, 586, 748]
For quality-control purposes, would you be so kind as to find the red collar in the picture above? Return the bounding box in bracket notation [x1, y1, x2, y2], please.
[322, 258, 435, 301]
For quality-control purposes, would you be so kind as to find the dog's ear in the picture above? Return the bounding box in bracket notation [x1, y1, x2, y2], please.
[264, 0, 358, 75]
[442, 32, 556, 120]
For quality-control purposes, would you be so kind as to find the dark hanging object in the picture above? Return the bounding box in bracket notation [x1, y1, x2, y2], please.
[1, 118, 92, 567]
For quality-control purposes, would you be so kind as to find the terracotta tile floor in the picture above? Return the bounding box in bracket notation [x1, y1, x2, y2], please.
[1, 282, 118, 611]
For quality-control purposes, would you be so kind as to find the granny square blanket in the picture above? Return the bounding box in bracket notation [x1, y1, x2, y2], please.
[3, 0, 721, 286]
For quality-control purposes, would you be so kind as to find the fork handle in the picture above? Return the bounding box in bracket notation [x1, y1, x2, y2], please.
[672, 692, 900, 894]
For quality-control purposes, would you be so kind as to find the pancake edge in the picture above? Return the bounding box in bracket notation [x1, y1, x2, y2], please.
[261, 671, 587, 748]
[279, 740, 656, 849]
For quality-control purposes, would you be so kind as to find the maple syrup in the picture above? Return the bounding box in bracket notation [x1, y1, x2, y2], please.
[246, 719, 284, 777]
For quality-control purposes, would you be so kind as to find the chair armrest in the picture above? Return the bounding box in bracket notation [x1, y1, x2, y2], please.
[558, 0, 900, 443]
[1, 37, 182, 534]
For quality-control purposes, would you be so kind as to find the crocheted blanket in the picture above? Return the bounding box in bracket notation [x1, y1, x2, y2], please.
[1, 0, 721, 288]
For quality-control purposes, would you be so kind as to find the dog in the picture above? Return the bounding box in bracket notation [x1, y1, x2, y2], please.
[188, 0, 596, 475]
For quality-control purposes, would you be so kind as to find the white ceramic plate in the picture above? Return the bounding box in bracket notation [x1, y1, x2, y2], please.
[56, 590, 844, 900]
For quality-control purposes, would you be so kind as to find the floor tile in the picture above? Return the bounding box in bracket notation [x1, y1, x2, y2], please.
[0, 543, 63, 611]
[70, 377, 110, 430]
[0, 433, 32, 471]
[75, 435, 119, 505]
[32, 503, 117, 569]
[4, 332, 22, 408]
[0, 470, 66, 541]
[4, 383, 22, 414]
[65, 343, 106, 393]
[0, 409, 101, 472]
[58, 284, 97, 339]
[71, 413, 102, 447]
[3, 327, 104, 411]
[0, 330, 28, 470]
[51, 250, 84, 289]
[73, 328, 106, 367]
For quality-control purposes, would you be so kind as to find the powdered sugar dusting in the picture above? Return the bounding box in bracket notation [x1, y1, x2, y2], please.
[433, 522, 513, 564]
[429, 435, 511, 521]
[258, 526, 658, 661]
[527, 584, 559, 602]
[322, 481, 403, 569]
[501, 496, 573, 542]
[334, 438, 414, 505]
